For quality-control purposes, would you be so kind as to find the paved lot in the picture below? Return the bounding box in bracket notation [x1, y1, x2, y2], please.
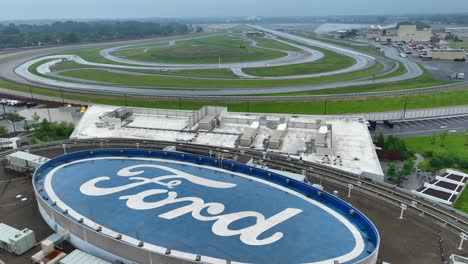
[371, 115, 468, 138]
[421, 60, 468, 81]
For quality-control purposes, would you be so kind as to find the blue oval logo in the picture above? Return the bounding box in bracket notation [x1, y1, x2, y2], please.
[41, 155, 370, 263]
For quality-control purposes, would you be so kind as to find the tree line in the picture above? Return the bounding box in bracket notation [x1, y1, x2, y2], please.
[0, 20, 189, 49]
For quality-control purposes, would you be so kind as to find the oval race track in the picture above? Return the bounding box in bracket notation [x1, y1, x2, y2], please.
[0, 25, 423, 97]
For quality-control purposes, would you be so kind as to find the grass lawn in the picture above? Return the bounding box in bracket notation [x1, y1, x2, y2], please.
[114, 35, 287, 64]
[0, 77, 466, 115]
[57, 62, 384, 88]
[242, 47, 356, 77]
[454, 186, 468, 213]
[254, 38, 302, 52]
[446, 40, 468, 49]
[404, 133, 468, 173]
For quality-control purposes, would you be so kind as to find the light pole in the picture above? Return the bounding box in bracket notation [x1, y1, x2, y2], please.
[60, 88, 65, 104]
[399, 203, 407, 219]
[347, 184, 354, 198]
[459, 232, 468, 250]
[62, 144, 67, 154]
[402, 97, 408, 120]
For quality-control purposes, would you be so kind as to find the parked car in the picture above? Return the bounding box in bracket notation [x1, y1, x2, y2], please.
[383, 120, 394, 128]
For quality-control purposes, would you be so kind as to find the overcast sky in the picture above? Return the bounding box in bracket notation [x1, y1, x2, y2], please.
[2, 0, 468, 20]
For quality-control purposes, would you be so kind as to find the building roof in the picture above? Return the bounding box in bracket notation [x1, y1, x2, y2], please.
[0, 223, 19, 243]
[59, 250, 110, 264]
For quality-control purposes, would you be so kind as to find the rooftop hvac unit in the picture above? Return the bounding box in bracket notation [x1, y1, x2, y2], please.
[9, 228, 36, 255]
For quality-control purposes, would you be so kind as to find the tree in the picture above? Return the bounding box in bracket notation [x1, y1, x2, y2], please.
[387, 160, 413, 187]
[32, 112, 40, 122]
[376, 133, 385, 148]
[29, 136, 38, 145]
[0, 124, 8, 135]
[386, 163, 397, 178]
[23, 121, 31, 131]
[430, 133, 437, 145]
[401, 159, 415, 176]
[439, 131, 448, 147]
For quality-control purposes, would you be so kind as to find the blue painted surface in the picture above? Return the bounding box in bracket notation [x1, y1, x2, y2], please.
[34, 149, 379, 264]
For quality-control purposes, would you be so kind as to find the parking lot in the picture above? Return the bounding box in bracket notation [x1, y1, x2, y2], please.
[420, 60, 468, 80]
[371, 115, 468, 138]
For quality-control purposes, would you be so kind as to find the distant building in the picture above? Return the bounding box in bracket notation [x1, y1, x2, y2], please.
[367, 24, 432, 42]
[246, 31, 265, 37]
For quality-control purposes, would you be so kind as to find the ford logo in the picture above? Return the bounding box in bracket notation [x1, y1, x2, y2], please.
[38, 152, 377, 264]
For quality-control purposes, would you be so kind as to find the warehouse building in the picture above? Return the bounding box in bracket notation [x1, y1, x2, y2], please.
[368, 24, 432, 42]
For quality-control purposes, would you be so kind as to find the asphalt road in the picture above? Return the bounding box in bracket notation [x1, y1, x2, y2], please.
[371, 115, 468, 138]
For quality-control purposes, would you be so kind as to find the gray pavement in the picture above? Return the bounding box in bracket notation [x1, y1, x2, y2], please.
[371, 115, 468, 138]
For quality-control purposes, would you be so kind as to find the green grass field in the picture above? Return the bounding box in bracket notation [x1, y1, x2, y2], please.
[57, 62, 384, 88]
[446, 40, 468, 49]
[254, 38, 302, 52]
[404, 133, 468, 173]
[110, 35, 287, 64]
[242, 47, 356, 77]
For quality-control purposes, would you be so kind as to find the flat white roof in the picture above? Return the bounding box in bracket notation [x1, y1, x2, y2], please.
[72, 105, 383, 179]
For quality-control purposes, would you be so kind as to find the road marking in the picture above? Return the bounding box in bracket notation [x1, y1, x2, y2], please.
[442, 119, 458, 125]
[382, 127, 465, 136]
[413, 121, 426, 128]
[447, 118, 466, 124]
[427, 120, 444, 126]
[397, 122, 410, 128]
[405, 122, 419, 128]
[419, 120, 433, 126]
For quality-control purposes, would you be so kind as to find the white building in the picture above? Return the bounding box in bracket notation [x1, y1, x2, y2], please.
[368, 24, 432, 42]
[71, 105, 384, 181]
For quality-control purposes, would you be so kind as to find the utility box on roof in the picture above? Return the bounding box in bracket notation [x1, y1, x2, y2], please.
[9, 228, 36, 255]
[199, 114, 218, 130]
[6, 151, 50, 171]
[0, 223, 36, 255]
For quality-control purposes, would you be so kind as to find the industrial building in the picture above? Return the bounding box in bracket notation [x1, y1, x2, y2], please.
[367, 24, 432, 42]
[71, 105, 384, 181]
[33, 149, 380, 264]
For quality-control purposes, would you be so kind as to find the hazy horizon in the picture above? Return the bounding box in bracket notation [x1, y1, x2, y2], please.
[1, 0, 468, 21]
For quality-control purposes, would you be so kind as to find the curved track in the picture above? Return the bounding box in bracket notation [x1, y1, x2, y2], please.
[1, 25, 426, 97]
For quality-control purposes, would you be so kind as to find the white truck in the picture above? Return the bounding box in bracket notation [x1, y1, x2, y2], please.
[451, 72, 465, 79]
